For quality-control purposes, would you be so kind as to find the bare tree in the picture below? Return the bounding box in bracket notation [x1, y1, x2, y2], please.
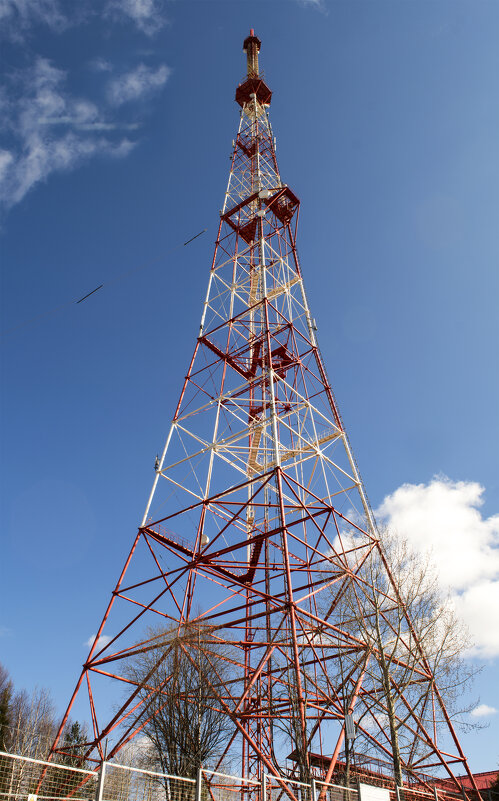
[325, 529, 478, 787]
[124, 624, 234, 778]
[0, 664, 95, 801]
[0, 673, 66, 801]
[7, 686, 58, 759]
[0, 666, 86, 765]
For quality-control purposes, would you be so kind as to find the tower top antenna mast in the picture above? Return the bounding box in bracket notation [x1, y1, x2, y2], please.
[243, 29, 261, 78]
[236, 29, 272, 109]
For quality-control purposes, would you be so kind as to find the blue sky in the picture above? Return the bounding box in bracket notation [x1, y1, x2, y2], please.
[1, 0, 498, 775]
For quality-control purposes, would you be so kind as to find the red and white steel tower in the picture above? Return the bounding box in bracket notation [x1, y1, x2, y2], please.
[51, 32, 476, 792]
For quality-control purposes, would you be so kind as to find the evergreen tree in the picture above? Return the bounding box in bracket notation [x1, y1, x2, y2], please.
[59, 721, 88, 768]
[0, 665, 13, 800]
[0, 677, 13, 750]
[38, 721, 90, 801]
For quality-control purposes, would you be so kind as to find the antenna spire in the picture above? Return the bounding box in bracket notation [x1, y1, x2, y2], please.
[236, 30, 272, 109]
[243, 29, 261, 78]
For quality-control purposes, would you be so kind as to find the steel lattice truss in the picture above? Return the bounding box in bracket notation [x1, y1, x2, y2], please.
[51, 32, 476, 793]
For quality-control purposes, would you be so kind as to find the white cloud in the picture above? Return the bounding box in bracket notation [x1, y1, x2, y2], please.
[0, 0, 172, 211]
[88, 57, 114, 74]
[296, 0, 327, 10]
[453, 581, 499, 659]
[0, 150, 14, 181]
[77, 122, 140, 132]
[106, 0, 166, 36]
[471, 703, 497, 718]
[0, 57, 137, 209]
[0, 0, 67, 37]
[358, 710, 389, 736]
[377, 478, 499, 591]
[376, 477, 499, 658]
[85, 633, 112, 650]
[1, 0, 167, 37]
[116, 734, 152, 766]
[107, 63, 170, 106]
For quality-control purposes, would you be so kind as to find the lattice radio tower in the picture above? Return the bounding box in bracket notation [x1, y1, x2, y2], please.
[51, 32, 476, 792]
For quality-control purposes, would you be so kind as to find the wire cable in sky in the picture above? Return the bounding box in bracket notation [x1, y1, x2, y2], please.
[1, 229, 208, 339]
[183, 230, 206, 246]
[76, 285, 104, 304]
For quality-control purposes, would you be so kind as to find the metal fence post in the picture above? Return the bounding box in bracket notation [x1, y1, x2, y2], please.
[311, 778, 318, 801]
[433, 787, 438, 801]
[395, 787, 401, 801]
[95, 762, 106, 801]
[262, 774, 267, 801]
[196, 768, 203, 801]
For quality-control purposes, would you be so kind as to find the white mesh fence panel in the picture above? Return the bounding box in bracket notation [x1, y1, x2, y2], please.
[265, 775, 313, 801]
[0, 751, 98, 801]
[101, 763, 195, 801]
[200, 770, 260, 801]
[314, 780, 359, 801]
[0, 752, 475, 801]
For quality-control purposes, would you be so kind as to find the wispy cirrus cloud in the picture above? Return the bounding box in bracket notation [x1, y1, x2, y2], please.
[296, 0, 327, 11]
[0, 57, 136, 209]
[105, 0, 167, 36]
[376, 476, 499, 658]
[0, 0, 168, 38]
[88, 57, 114, 74]
[0, 0, 68, 37]
[0, 3, 170, 212]
[107, 63, 170, 106]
